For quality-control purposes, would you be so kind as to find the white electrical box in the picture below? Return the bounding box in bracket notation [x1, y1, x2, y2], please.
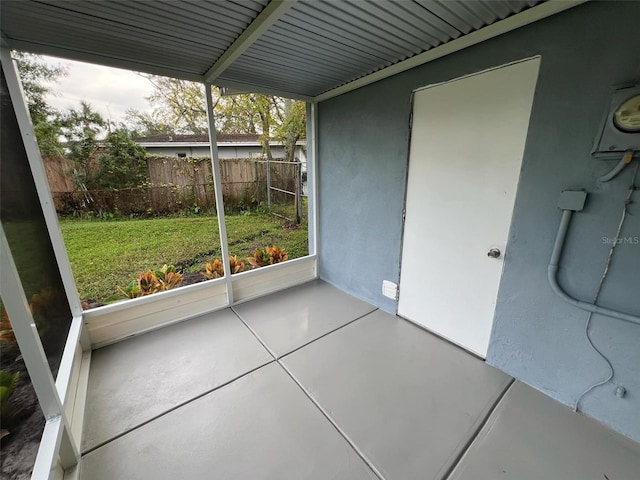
[592, 84, 640, 158]
[382, 280, 398, 300]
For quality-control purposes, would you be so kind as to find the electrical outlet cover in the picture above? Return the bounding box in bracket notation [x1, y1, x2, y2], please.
[382, 280, 398, 300]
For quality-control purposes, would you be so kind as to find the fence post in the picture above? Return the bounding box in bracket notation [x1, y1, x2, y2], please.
[266, 156, 271, 212]
[254, 160, 259, 204]
[295, 162, 301, 224]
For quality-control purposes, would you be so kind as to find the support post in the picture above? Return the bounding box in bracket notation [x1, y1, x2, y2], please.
[307, 102, 319, 257]
[204, 83, 233, 304]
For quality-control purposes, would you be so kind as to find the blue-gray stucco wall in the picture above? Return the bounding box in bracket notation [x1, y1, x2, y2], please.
[317, 1, 640, 441]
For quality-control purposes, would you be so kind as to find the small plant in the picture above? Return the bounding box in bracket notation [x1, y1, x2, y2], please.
[202, 256, 246, 280]
[203, 259, 224, 279]
[118, 264, 183, 298]
[229, 255, 246, 274]
[27, 288, 59, 337]
[0, 309, 16, 345]
[247, 245, 289, 269]
[0, 321, 16, 344]
[2, 288, 68, 343]
[0, 370, 20, 426]
[116, 282, 138, 299]
[137, 270, 160, 296]
[266, 245, 288, 264]
[247, 248, 268, 268]
[155, 264, 183, 290]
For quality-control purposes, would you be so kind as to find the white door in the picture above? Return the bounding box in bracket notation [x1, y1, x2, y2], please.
[398, 58, 540, 358]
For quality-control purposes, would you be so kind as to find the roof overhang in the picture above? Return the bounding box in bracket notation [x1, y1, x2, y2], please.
[1, 0, 586, 102]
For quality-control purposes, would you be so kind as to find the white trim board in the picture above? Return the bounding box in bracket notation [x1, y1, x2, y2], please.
[84, 256, 318, 348]
[231, 255, 317, 304]
[85, 280, 229, 348]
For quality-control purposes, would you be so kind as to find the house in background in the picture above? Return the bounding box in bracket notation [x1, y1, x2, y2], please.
[136, 133, 307, 162]
[1, 1, 640, 479]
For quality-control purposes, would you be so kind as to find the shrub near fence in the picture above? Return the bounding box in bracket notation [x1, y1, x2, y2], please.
[51, 156, 299, 216]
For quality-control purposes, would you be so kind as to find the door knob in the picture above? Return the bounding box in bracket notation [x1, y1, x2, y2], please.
[487, 248, 501, 258]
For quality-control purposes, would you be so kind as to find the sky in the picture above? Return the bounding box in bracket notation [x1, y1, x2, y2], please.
[40, 54, 155, 124]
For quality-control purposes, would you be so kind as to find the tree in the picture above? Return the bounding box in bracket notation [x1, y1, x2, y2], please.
[59, 102, 106, 188]
[125, 109, 175, 138]
[216, 93, 277, 159]
[13, 52, 67, 157]
[253, 94, 276, 161]
[215, 94, 258, 135]
[91, 129, 149, 189]
[133, 74, 211, 135]
[126, 75, 306, 161]
[273, 99, 306, 162]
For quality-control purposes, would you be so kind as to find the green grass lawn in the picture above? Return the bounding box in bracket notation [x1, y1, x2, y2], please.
[60, 213, 308, 303]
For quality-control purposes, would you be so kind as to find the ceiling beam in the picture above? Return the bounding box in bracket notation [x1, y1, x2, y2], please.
[216, 78, 313, 102]
[204, 0, 296, 84]
[314, 0, 587, 103]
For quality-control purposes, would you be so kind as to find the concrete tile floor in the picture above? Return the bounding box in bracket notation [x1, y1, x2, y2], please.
[82, 309, 272, 452]
[233, 279, 376, 358]
[82, 363, 378, 479]
[80, 280, 640, 480]
[281, 309, 512, 480]
[448, 381, 640, 480]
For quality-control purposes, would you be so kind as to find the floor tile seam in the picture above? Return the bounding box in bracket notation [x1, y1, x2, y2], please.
[277, 360, 387, 480]
[81, 358, 276, 456]
[277, 308, 379, 360]
[230, 307, 278, 360]
[230, 305, 385, 478]
[440, 377, 516, 480]
[230, 306, 378, 361]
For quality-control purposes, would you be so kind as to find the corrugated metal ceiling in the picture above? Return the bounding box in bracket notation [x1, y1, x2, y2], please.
[1, 0, 546, 98]
[1, 0, 269, 78]
[217, 0, 540, 95]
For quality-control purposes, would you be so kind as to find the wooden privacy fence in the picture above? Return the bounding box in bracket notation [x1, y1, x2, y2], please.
[53, 185, 217, 216]
[147, 156, 260, 206]
[49, 156, 300, 215]
[43, 156, 75, 192]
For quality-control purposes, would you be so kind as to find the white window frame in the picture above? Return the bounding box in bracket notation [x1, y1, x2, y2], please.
[1, 44, 319, 478]
[1, 46, 91, 480]
[84, 86, 319, 346]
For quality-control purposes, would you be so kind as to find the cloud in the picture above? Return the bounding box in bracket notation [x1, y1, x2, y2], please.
[41, 55, 155, 123]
